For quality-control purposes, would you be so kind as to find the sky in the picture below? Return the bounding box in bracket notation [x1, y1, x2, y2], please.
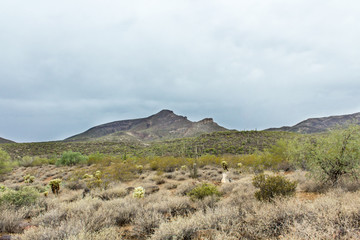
[1, 0, 360, 142]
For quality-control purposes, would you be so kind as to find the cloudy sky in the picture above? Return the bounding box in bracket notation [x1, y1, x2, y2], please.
[1, 0, 360, 142]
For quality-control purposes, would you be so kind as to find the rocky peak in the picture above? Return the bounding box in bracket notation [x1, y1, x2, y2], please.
[198, 118, 214, 124]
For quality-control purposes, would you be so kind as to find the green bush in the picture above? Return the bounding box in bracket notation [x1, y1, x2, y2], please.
[0, 186, 39, 207]
[187, 183, 221, 201]
[0, 148, 12, 175]
[286, 125, 360, 185]
[252, 174, 297, 202]
[88, 152, 105, 165]
[56, 151, 88, 166]
[19, 156, 34, 167]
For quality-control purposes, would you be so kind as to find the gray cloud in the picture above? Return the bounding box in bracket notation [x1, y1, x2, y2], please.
[1, 0, 360, 142]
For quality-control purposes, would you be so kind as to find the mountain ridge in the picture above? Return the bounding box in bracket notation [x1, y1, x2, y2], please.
[266, 112, 360, 133]
[65, 110, 227, 142]
[0, 137, 14, 144]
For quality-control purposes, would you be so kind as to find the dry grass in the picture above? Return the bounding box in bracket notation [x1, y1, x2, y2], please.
[1, 165, 360, 239]
[0, 205, 27, 233]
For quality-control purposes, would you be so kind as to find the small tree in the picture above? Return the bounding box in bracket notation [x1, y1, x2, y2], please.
[304, 125, 360, 185]
[56, 151, 88, 166]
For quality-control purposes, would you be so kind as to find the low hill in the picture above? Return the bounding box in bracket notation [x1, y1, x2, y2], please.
[2, 130, 294, 159]
[145, 130, 294, 157]
[65, 110, 227, 142]
[266, 112, 360, 133]
[0, 137, 14, 144]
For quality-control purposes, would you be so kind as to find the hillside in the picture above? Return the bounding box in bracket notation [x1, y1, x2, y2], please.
[1, 130, 294, 159]
[144, 130, 294, 157]
[65, 110, 227, 142]
[0, 137, 14, 144]
[266, 112, 360, 133]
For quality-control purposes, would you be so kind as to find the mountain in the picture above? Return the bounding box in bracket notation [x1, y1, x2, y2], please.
[0, 137, 14, 144]
[65, 110, 227, 142]
[266, 112, 360, 133]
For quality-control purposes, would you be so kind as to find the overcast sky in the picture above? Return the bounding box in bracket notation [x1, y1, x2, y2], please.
[1, 0, 360, 142]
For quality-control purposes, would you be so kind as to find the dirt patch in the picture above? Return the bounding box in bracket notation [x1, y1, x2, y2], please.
[296, 191, 321, 201]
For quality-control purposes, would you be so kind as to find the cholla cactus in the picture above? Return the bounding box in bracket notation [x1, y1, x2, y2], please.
[133, 186, 145, 198]
[221, 161, 229, 171]
[136, 165, 143, 174]
[83, 174, 94, 179]
[236, 162, 243, 174]
[94, 170, 102, 179]
[84, 170, 103, 189]
[49, 179, 62, 195]
[24, 174, 35, 183]
[180, 165, 188, 171]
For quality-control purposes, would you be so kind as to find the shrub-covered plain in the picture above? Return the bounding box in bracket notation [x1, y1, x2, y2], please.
[1, 127, 360, 239]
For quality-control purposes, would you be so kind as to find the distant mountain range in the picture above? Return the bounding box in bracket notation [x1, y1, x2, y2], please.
[65, 109, 227, 142]
[0, 137, 14, 144]
[2, 111, 360, 144]
[266, 112, 360, 133]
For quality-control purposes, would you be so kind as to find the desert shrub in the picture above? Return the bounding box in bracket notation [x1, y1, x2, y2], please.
[19, 156, 34, 167]
[19, 156, 51, 167]
[97, 186, 127, 200]
[32, 156, 53, 166]
[187, 183, 221, 201]
[150, 205, 239, 240]
[66, 227, 123, 240]
[56, 151, 88, 166]
[149, 156, 186, 172]
[0, 148, 13, 174]
[133, 209, 163, 237]
[0, 186, 39, 207]
[164, 183, 178, 190]
[0, 206, 26, 233]
[252, 174, 297, 202]
[87, 152, 105, 165]
[65, 180, 86, 190]
[101, 159, 138, 182]
[152, 176, 165, 185]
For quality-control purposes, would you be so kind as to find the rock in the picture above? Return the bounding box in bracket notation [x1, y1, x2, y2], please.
[17, 221, 32, 231]
[0, 235, 17, 240]
[144, 185, 160, 194]
[126, 187, 135, 193]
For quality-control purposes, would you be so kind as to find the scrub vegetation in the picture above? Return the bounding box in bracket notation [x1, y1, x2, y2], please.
[1, 126, 360, 239]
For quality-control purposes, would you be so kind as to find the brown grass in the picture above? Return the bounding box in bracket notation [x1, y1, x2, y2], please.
[1, 165, 360, 239]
